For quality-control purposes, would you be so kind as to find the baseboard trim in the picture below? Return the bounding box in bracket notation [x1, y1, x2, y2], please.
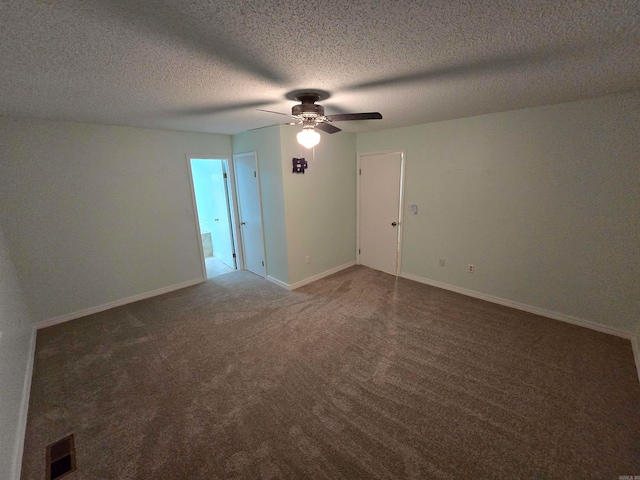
[11, 326, 37, 480]
[289, 261, 357, 290]
[266, 275, 290, 290]
[632, 335, 640, 386]
[399, 272, 633, 340]
[37, 278, 205, 329]
[267, 262, 357, 291]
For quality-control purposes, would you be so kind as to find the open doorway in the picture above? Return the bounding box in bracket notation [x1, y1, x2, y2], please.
[188, 157, 237, 279]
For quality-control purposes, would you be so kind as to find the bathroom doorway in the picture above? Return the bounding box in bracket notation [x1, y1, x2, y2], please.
[188, 157, 237, 278]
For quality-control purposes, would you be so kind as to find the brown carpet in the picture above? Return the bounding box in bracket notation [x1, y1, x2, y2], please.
[22, 266, 640, 479]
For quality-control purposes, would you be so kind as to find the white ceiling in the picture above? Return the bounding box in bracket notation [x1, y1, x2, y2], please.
[1, 0, 638, 135]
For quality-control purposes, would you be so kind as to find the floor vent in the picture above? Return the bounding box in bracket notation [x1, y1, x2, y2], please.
[46, 434, 76, 479]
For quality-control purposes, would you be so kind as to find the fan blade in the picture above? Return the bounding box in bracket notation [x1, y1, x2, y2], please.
[248, 121, 297, 132]
[325, 113, 382, 121]
[316, 122, 342, 134]
[256, 109, 292, 117]
[248, 125, 274, 132]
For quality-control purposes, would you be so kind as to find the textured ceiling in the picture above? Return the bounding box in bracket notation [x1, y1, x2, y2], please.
[0, 0, 639, 135]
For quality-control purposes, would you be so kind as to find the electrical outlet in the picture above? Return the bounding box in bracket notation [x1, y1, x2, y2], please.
[439, 258, 445, 267]
[468, 264, 474, 273]
[306, 255, 311, 265]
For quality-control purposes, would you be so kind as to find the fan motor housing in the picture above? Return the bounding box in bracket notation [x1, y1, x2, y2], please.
[292, 103, 324, 118]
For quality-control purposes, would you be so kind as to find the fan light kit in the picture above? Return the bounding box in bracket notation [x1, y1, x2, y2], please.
[297, 127, 320, 149]
[258, 91, 383, 150]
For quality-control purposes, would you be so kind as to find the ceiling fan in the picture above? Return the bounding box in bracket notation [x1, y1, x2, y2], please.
[258, 92, 382, 148]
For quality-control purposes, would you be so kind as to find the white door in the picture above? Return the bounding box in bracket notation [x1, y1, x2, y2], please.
[358, 152, 404, 275]
[233, 152, 266, 277]
[209, 160, 236, 268]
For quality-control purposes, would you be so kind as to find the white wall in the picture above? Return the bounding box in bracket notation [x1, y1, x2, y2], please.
[279, 127, 357, 285]
[0, 225, 35, 480]
[357, 91, 640, 333]
[232, 127, 289, 284]
[0, 118, 232, 323]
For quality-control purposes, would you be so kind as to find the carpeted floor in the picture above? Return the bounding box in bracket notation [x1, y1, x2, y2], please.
[22, 266, 640, 479]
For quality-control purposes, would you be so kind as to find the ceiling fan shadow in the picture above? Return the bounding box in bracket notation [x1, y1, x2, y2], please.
[322, 103, 352, 115]
[344, 46, 581, 91]
[86, 0, 287, 84]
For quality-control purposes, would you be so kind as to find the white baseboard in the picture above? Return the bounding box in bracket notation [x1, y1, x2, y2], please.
[632, 335, 640, 386]
[37, 278, 205, 329]
[267, 262, 357, 291]
[11, 326, 37, 480]
[266, 275, 290, 290]
[290, 262, 356, 290]
[400, 272, 633, 340]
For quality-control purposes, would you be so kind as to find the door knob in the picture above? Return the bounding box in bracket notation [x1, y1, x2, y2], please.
[241, 222, 246, 226]
[391, 222, 397, 227]
[214, 218, 219, 222]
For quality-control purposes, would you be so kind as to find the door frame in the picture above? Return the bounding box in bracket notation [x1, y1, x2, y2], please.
[232, 151, 268, 278]
[356, 150, 407, 275]
[185, 154, 241, 278]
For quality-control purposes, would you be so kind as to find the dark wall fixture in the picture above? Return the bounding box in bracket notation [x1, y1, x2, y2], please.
[292, 157, 308, 174]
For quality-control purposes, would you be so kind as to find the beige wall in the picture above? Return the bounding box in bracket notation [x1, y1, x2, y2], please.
[0, 118, 232, 322]
[0, 225, 34, 480]
[279, 126, 357, 285]
[2, 93, 637, 332]
[357, 90, 640, 333]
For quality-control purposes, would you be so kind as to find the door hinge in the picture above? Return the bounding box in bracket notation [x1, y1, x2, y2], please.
[262, 260, 264, 266]
[359, 168, 361, 175]
[223, 173, 227, 179]
[232, 253, 236, 258]
[358, 248, 361, 254]
[254, 171, 257, 177]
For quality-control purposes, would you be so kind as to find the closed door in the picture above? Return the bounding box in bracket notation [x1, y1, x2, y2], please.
[233, 152, 266, 277]
[358, 152, 403, 275]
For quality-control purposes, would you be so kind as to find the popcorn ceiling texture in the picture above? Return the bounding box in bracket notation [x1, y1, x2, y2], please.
[0, 0, 638, 134]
